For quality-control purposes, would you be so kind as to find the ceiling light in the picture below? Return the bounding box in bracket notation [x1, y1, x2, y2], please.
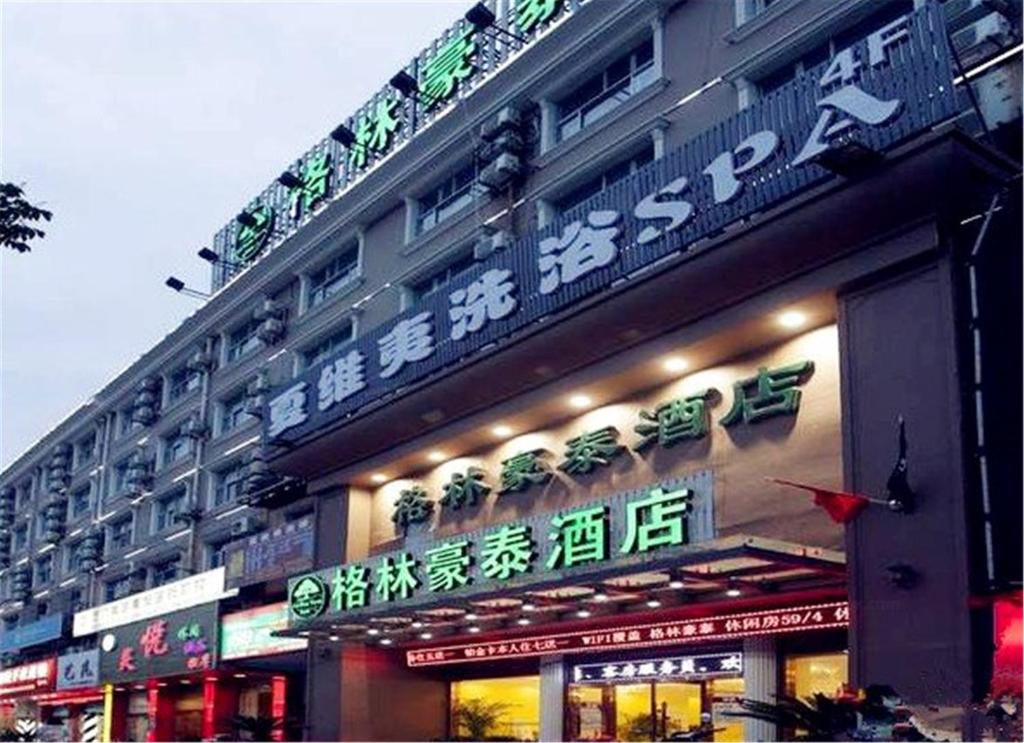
[516, 617, 531, 626]
[367, 628, 380, 636]
[521, 602, 536, 612]
[380, 638, 393, 646]
[232, 673, 247, 679]
[464, 613, 478, 621]
[568, 394, 593, 409]
[668, 580, 684, 589]
[576, 609, 592, 618]
[468, 626, 481, 634]
[663, 357, 688, 373]
[778, 310, 807, 329]
[491, 425, 513, 438]
[592, 592, 609, 602]
[419, 632, 433, 640]
[370, 473, 388, 484]
[411, 621, 424, 629]
[646, 599, 662, 609]
[726, 587, 742, 598]
[329, 635, 340, 642]
[427, 451, 446, 463]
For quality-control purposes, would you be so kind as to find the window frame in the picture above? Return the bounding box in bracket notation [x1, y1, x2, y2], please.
[300, 322, 356, 371]
[153, 487, 188, 533]
[225, 318, 263, 363]
[35, 554, 53, 586]
[307, 244, 361, 311]
[408, 247, 478, 304]
[167, 366, 201, 404]
[161, 424, 195, 468]
[107, 514, 134, 552]
[415, 162, 484, 235]
[555, 145, 656, 216]
[70, 484, 92, 520]
[212, 462, 247, 509]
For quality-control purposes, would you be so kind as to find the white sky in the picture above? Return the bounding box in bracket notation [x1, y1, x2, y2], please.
[0, 0, 466, 468]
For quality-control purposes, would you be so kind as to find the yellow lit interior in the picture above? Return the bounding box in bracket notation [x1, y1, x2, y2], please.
[709, 677, 745, 742]
[614, 683, 653, 740]
[655, 682, 702, 736]
[785, 652, 849, 699]
[450, 675, 540, 741]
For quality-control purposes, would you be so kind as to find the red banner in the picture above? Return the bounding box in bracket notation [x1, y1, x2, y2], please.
[0, 658, 55, 699]
[407, 601, 849, 667]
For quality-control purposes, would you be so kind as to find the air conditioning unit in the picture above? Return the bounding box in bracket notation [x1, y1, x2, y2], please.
[974, 62, 1023, 128]
[473, 229, 513, 260]
[230, 516, 266, 537]
[478, 153, 524, 191]
[951, 12, 1014, 65]
[944, 0, 1004, 30]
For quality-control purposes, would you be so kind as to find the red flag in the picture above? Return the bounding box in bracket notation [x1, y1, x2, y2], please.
[768, 478, 871, 524]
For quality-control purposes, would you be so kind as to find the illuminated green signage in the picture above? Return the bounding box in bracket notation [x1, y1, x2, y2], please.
[234, 204, 275, 263]
[288, 473, 714, 622]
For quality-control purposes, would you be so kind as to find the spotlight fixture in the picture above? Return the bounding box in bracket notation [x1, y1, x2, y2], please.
[329, 123, 357, 148]
[196, 247, 244, 271]
[236, 210, 258, 228]
[645, 599, 662, 609]
[427, 450, 446, 463]
[389, 70, 419, 98]
[380, 638, 393, 646]
[592, 592, 609, 602]
[726, 586, 742, 598]
[568, 394, 593, 409]
[164, 277, 211, 300]
[411, 621, 424, 629]
[329, 635, 341, 642]
[468, 626, 481, 634]
[777, 310, 807, 329]
[367, 628, 380, 636]
[370, 473, 388, 484]
[165, 276, 185, 292]
[516, 617, 531, 626]
[521, 602, 536, 612]
[419, 632, 433, 640]
[668, 579, 685, 589]
[277, 171, 304, 189]
[492, 425, 514, 438]
[663, 357, 688, 373]
[576, 609, 592, 619]
[464, 613, 478, 621]
[464, 2, 529, 43]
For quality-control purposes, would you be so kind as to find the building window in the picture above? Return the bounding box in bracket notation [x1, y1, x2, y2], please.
[105, 576, 132, 602]
[754, 1, 913, 96]
[308, 245, 360, 310]
[416, 163, 483, 234]
[219, 390, 252, 436]
[13, 524, 28, 552]
[738, 0, 782, 25]
[108, 458, 132, 502]
[153, 488, 188, 533]
[226, 318, 262, 363]
[301, 323, 356, 370]
[161, 424, 194, 468]
[167, 366, 201, 403]
[70, 485, 92, 520]
[556, 37, 656, 142]
[69, 588, 84, 611]
[36, 601, 49, 618]
[409, 248, 477, 303]
[205, 541, 229, 570]
[35, 555, 53, 585]
[66, 541, 87, 573]
[118, 408, 136, 437]
[556, 146, 655, 216]
[213, 463, 246, 508]
[15, 481, 32, 509]
[35, 512, 48, 539]
[150, 557, 181, 587]
[108, 516, 134, 552]
[75, 433, 97, 469]
[450, 677, 540, 740]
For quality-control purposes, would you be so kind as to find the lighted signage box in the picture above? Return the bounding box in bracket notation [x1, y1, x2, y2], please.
[288, 473, 714, 623]
[0, 658, 56, 699]
[407, 601, 850, 667]
[0, 613, 63, 653]
[220, 603, 307, 660]
[224, 517, 315, 588]
[98, 603, 219, 684]
[56, 649, 100, 691]
[262, 5, 957, 448]
[572, 652, 743, 683]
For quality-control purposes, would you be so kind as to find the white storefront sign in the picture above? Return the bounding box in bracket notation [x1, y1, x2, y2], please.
[72, 566, 236, 637]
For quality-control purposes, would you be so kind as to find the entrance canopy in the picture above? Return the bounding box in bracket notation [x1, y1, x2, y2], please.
[275, 536, 845, 649]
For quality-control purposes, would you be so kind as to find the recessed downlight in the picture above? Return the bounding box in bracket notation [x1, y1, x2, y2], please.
[663, 357, 688, 373]
[778, 310, 807, 329]
[568, 394, 593, 409]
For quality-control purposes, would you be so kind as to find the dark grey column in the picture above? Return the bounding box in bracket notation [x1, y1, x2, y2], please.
[838, 257, 978, 705]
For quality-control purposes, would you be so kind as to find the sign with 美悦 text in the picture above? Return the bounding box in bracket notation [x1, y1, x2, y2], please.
[73, 566, 234, 637]
[288, 472, 714, 624]
[263, 5, 957, 447]
[406, 601, 849, 667]
[98, 603, 219, 684]
[220, 603, 307, 660]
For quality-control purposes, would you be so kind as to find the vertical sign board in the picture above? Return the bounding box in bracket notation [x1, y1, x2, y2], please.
[220, 603, 307, 660]
[98, 604, 219, 684]
[223, 517, 315, 588]
[263, 5, 959, 447]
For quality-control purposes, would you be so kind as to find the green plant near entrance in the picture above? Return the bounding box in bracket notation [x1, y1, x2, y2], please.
[451, 697, 512, 740]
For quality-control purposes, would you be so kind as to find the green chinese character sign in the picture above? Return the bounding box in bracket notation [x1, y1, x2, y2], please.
[420, 29, 476, 109]
[350, 99, 402, 170]
[516, 0, 563, 34]
[234, 204, 275, 263]
[620, 487, 694, 553]
[720, 361, 815, 426]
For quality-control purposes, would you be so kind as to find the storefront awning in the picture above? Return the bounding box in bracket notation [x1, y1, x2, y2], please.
[276, 536, 844, 647]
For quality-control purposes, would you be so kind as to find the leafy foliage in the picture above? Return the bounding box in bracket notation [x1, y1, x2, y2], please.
[231, 714, 283, 742]
[0, 182, 52, 253]
[450, 697, 511, 740]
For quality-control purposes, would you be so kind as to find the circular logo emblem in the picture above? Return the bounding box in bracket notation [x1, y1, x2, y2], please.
[289, 574, 328, 620]
[101, 633, 117, 652]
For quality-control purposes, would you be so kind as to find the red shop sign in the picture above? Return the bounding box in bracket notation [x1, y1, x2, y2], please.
[407, 601, 849, 668]
[0, 658, 56, 699]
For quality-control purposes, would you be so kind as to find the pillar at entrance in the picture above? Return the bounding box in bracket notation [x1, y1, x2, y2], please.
[743, 636, 778, 742]
[539, 655, 565, 742]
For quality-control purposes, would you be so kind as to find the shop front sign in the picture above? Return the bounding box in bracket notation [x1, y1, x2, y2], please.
[98, 603, 219, 684]
[209, 0, 579, 278]
[56, 649, 100, 691]
[73, 566, 233, 637]
[0, 658, 56, 699]
[572, 652, 743, 682]
[220, 603, 307, 660]
[263, 5, 956, 446]
[288, 472, 714, 623]
[406, 601, 849, 667]
[224, 516, 315, 588]
[0, 613, 63, 653]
